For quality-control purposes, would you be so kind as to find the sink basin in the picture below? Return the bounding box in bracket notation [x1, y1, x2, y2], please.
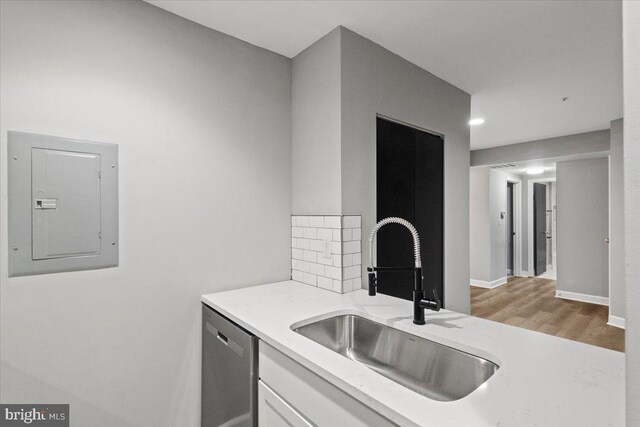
[293, 314, 498, 401]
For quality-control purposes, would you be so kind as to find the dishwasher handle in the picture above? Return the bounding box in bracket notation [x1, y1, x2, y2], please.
[217, 331, 229, 345]
[206, 321, 245, 358]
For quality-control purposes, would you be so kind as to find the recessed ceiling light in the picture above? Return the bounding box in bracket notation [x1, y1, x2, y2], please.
[526, 167, 545, 175]
[469, 118, 485, 126]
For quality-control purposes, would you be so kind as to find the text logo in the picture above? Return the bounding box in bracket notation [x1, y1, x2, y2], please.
[0, 405, 68, 426]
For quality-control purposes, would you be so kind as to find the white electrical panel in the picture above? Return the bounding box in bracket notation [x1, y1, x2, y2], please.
[8, 131, 118, 276]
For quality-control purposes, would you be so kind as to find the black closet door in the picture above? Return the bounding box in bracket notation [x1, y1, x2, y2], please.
[376, 119, 415, 299]
[414, 130, 444, 305]
[376, 118, 444, 305]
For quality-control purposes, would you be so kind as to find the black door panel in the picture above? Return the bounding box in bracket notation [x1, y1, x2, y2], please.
[534, 183, 547, 276]
[376, 118, 444, 305]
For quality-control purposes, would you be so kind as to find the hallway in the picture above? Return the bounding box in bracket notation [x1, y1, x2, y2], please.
[471, 276, 624, 352]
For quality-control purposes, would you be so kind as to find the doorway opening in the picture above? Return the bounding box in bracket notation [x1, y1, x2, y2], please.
[376, 116, 444, 307]
[507, 182, 515, 276]
[533, 182, 548, 276]
[470, 157, 623, 352]
[528, 178, 556, 280]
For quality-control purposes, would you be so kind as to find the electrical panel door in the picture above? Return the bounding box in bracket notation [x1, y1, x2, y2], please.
[31, 148, 102, 260]
[8, 131, 118, 276]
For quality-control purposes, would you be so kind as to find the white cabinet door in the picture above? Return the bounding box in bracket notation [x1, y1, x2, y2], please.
[259, 343, 396, 427]
[258, 380, 313, 427]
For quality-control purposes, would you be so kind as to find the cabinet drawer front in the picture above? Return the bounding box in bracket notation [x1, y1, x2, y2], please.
[259, 381, 313, 427]
[259, 342, 396, 427]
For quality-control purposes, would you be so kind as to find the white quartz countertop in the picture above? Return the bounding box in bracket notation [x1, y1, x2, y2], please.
[202, 280, 624, 427]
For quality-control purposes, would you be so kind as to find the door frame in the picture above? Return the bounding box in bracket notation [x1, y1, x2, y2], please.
[506, 177, 523, 277]
[527, 177, 555, 277]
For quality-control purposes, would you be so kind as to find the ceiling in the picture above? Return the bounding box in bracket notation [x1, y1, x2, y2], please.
[147, 1, 622, 150]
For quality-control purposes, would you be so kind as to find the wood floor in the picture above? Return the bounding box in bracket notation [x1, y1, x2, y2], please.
[470, 276, 625, 352]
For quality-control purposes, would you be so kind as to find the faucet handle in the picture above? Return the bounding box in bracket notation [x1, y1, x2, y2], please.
[368, 272, 377, 296]
[432, 288, 442, 311]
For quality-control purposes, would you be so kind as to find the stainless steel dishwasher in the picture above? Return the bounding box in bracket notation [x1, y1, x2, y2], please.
[202, 303, 258, 427]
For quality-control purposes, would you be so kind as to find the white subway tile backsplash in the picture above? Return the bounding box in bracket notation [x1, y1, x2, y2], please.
[324, 265, 341, 280]
[317, 228, 333, 241]
[303, 227, 317, 239]
[344, 228, 360, 242]
[292, 215, 361, 294]
[342, 254, 353, 267]
[292, 270, 304, 283]
[309, 262, 324, 276]
[343, 216, 361, 228]
[343, 240, 360, 254]
[317, 256, 333, 266]
[309, 239, 324, 252]
[302, 250, 317, 263]
[296, 216, 310, 227]
[324, 216, 341, 229]
[292, 238, 310, 250]
[344, 265, 361, 280]
[294, 259, 310, 272]
[317, 276, 333, 290]
[309, 216, 325, 228]
[302, 272, 317, 286]
[353, 253, 361, 266]
[332, 254, 342, 267]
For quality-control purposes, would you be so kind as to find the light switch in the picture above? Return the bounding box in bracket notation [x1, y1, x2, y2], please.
[322, 240, 332, 259]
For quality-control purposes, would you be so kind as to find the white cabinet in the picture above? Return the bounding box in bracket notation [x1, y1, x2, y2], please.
[258, 342, 396, 427]
[258, 380, 313, 427]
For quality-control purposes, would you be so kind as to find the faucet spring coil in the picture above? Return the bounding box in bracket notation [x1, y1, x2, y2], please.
[369, 217, 421, 269]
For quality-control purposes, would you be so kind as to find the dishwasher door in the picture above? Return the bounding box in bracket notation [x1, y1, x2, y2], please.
[202, 304, 258, 427]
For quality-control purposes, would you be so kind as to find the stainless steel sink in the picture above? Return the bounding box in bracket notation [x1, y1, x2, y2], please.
[293, 314, 498, 402]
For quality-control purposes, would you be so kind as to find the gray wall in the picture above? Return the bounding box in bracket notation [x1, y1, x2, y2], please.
[469, 168, 491, 281]
[0, 2, 292, 426]
[556, 158, 609, 298]
[609, 119, 625, 320]
[489, 169, 509, 282]
[339, 28, 471, 314]
[471, 129, 610, 167]
[623, 2, 640, 424]
[292, 28, 342, 214]
[469, 167, 517, 283]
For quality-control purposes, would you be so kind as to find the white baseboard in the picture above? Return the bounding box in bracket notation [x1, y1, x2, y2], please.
[555, 290, 609, 306]
[607, 315, 626, 329]
[520, 270, 530, 277]
[546, 264, 553, 271]
[470, 277, 508, 289]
